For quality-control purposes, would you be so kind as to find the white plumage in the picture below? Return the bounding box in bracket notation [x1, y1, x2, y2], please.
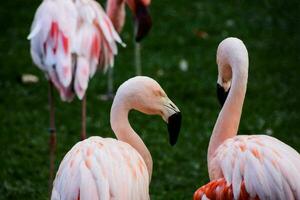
[28, 0, 123, 101]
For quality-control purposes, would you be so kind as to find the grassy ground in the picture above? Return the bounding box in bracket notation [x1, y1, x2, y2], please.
[0, 0, 299, 199]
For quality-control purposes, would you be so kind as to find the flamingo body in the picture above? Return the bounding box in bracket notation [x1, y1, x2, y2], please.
[52, 136, 149, 200]
[195, 135, 300, 200]
[28, 0, 123, 101]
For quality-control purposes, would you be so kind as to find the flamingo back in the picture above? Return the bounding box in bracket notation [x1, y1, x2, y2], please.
[51, 136, 149, 200]
[203, 135, 300, 200]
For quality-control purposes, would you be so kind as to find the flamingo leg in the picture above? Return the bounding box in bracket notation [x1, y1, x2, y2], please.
[107, 67, 114, 98]
[134, 41, 142, 75]
[81, 94, 87, 140]
[48, 81, 56, 195]
[100, 67, 115, 101]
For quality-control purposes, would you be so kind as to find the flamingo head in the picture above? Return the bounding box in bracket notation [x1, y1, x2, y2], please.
[216, 37, 249, 106]
[216, 60, 232, 106]
[115, 76, 181, 145]
[216, 47, 232, 106]
[126, 0, 152, 42]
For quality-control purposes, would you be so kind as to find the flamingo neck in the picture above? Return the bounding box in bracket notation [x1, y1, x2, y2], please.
[106, 0, 126, 33]
[110, 95, 153, 179]
[208, 46, 248, 173]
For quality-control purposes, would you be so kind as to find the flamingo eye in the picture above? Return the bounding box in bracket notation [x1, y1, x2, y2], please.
[153, 90, 163, 97]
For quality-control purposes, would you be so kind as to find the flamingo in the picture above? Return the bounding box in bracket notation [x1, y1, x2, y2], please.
[103, 0, 152, 99]
[51, 76, 182, 199]
[27, 0, 123, 189]
[194, 37, 300, 200]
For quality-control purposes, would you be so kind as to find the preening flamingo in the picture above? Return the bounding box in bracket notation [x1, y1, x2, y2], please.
[51, 76, 182, 199]
[27, 0, 123, 188]
[103, 0, 152, 99]
[194, 37, 300, 200]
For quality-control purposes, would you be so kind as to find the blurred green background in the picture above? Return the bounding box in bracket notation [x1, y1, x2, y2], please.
[0, 0, 299, 199]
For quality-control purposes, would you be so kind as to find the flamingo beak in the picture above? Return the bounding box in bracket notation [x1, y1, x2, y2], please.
[217, 83, 230, 106]
[167, 112, 182, 146]
[134, 1, 152, 42]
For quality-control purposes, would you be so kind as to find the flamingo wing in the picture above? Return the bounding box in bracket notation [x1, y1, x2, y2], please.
[28, 0, 77, 101]
[28, 0, 124, 101]
[52, 136, 149, 200]
[195, 135, 300, 200]
[72, 0, 125, 99]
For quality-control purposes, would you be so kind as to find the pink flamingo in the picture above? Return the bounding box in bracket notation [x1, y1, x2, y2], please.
[51, 76, 182, 199]
[27, 0, 123, 189]
[103, 0, 152, 99]
[194, 38, 300, 199]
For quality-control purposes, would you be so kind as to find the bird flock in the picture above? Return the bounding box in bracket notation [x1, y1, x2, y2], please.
[27, 0, 300, 199]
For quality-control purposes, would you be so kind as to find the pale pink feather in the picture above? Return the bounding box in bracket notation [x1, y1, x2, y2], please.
[51, 136, 150, 200]
[208, 135, 300, 199]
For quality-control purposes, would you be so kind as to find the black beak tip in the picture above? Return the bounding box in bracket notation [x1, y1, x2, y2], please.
[217, 83, 230, 106]
[135, 6, 152, 42]
[167, 112, 182, 146]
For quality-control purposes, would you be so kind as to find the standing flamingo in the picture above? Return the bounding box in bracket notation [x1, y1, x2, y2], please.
[194, 38, 300, 200]
[103, 0, 152, 99]
[51, 76, 182, 199]
[28, 0, 123, 189]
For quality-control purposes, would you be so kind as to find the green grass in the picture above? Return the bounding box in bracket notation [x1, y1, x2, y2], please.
[0, 0, 299, 199]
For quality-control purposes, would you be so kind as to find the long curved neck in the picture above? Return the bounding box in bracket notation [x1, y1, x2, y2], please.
[106, 0, 126, 33]
[110, 96, 153, 179]
[208, 45, 248, 169]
